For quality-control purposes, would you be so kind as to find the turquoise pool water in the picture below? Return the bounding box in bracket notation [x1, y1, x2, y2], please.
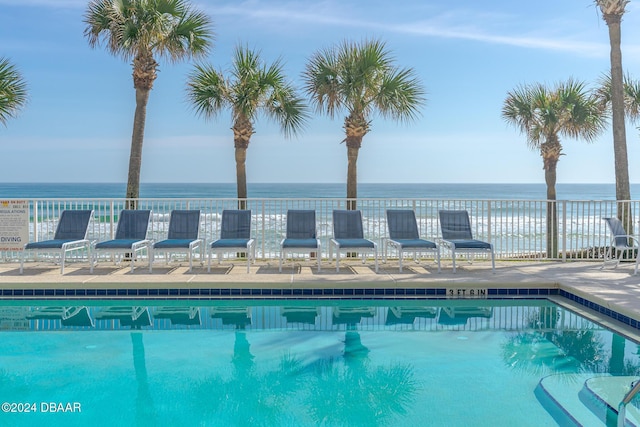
[0, 299, 638, 426]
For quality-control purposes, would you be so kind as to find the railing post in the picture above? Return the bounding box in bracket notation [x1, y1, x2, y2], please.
[562, 201, 567, 262]
[33, 201, 38, 243]
[110, 201, 115, 239]
[261, 200, 265, 261]
[487, 202, 492, 244]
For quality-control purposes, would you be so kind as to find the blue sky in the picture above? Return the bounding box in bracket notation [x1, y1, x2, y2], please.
[2, 0, 640, 184]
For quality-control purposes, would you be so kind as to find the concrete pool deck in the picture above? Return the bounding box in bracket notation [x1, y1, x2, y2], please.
[1, 258, 639, 316]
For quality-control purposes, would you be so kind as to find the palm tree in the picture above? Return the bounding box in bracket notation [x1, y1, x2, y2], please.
[186, 45, 308, 208]
[596, 72, 639, 235]
[303, 39, 425, 210]
[595, 0, 631, 227]
[597, 72, 640, 124]
[0, 57, 27, 126]
[84, 0, 213, 204]
[502, 79, 606, 258]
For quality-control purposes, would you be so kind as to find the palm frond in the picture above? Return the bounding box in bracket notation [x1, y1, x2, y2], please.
[0, 57, 28, 126]
[186, 63, 228, 119]
[187, 44, 308, 138]
[303, 46, 342, 118]
[303, 38, 425, 129]
[375, 67, 425, 124]
[503, 79, 606, 150]
[84, 0, 213, 62]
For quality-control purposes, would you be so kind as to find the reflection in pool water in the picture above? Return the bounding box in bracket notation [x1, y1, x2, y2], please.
[0, 299, 639, 426]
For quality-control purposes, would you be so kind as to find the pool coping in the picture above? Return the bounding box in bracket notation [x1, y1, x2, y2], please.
[1, 260, 639, 339]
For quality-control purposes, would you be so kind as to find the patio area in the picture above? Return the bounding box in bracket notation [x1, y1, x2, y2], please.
[1, 259, 640, 337]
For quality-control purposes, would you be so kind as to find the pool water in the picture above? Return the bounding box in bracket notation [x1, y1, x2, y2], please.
[0, 299, 638, 426]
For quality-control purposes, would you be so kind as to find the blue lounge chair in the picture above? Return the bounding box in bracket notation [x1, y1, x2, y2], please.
[438, 210, 495, 273]
[279, 209, 321, 272]
[26, 306, 95, 327]
[385, 209, 440, 273]
[208, 210, 255, 273]
[20, 209, 93, 274]
[280, 306, 320, 325]
[154, 306, 201, 326]
[211, 306, 252, 328]
[95, 306, 152, 328]
[437, 306, 493, 326]
[602, 217, 640, 274]
[90, 209, 151, 273]
[150, 210, 202, 272]
[330, 210, 378, 273]
[385, 307, 437, 326]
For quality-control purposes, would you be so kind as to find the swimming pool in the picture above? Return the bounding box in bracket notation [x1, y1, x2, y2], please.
[0, 299, 639, 426]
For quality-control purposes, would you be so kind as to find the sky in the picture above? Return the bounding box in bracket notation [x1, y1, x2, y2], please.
[2, 0, 640, 184]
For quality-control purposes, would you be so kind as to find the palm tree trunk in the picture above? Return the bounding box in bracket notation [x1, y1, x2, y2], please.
[604, 12, 632, 232]
[542, 141, 560, 259]
[346, 143, 359, 211]
[545, 174, 558, 259]
[235, 146, 248, 210]
[125, 87, 150, 209]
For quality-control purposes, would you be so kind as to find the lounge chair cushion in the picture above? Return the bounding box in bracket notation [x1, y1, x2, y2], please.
[154, 239, 196, 249]
[53, 210, 93, 240]
[95, 239, 145, 249]
[390, 238, 436, 249]
[333, 210, 365, 239]
[25, 239, 82, 249]
[333, 238, 375, 249]
[446, 239, 492, 249]
[282, 238, 319, 249]
[211, 238, 252, 248]
[114, 210, 151, 240]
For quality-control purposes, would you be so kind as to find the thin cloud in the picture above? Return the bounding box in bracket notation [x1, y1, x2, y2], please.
[212, 2, 610, 56]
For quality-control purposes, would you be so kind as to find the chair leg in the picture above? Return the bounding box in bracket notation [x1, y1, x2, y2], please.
[398, 250, 403, 273]
[451, 250, 457, 273]
[279, 251, 284, 273]
[60, 250, 66, 274]
[374, 249, 378, 273]
[246, 247, 251, 273]
[435, 248, 441, 273]
[490, 248, 496, 273]
[383, 242, 388, 264]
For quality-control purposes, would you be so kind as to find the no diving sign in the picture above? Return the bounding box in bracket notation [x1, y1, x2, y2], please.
[0, 200, 29, 251]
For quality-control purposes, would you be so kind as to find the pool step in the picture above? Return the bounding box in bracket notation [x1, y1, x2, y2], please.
[537, 374, 640, 427]
[580, 376, 640, 427]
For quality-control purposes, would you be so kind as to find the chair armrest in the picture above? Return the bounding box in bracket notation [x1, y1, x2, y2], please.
[189, 239, 203, 250]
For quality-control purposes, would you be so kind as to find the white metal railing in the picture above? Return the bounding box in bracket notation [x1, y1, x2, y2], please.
[2, 197, 638, 262]
[2, 302, 600, 333]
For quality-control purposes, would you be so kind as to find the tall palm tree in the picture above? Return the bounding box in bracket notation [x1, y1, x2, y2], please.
[502, 79, 606, 258]
[595, 0, 631, 226]
[303, 39, 425, 209]
[84, 0, 213, 204]
[0, 57, 27, 126]
[187, 45, 308, 208]
[596, 72, 639, 235]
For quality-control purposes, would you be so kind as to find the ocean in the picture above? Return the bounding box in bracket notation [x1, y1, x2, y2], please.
[0, 182, 638, 200]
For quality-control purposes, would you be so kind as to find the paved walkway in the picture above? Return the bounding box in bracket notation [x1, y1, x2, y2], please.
[2, 258, 640, 320]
